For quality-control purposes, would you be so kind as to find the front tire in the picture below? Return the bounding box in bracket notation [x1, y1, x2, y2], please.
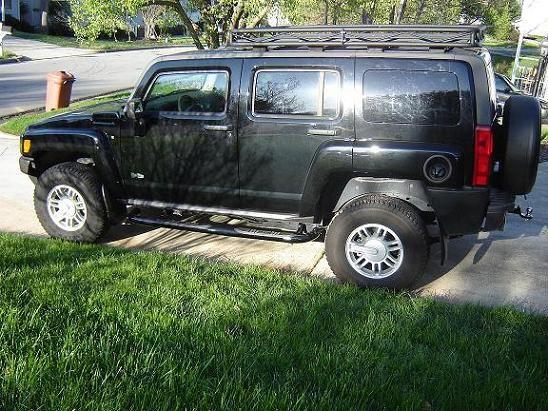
[34, 162, 109, 242]
[325, 195, 428, 289]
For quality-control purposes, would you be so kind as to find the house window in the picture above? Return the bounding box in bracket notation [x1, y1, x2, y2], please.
[5, 0, 13, 10]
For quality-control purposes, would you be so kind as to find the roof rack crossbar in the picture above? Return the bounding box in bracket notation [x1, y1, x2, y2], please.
[228, 25, 485, 49]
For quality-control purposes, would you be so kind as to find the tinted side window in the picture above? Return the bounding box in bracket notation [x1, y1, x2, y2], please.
[363, 70, 460, 125]
[495, 75, 510, 93]
[253, 70, 340, 118]
[145, 71, 228, 114]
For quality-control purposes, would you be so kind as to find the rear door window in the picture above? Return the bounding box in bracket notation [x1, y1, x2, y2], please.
[252, 69, 340, 119]
[363, 70, 460, 125]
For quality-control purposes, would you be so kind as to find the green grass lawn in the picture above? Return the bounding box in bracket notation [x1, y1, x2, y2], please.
[542, 125, 548, 142]
[0, 91, 131, 136]
[13, 30, 195, 52]
[491, 54, 540, 78]
[0, 233, 547, 410]
[484, 39, 539, 52]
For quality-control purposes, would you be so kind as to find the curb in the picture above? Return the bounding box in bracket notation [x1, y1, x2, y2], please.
[93, 44, 194, 54]
[0, 46, 194, 63]
[5, 47, 193, 62]
[0, 55, 28, 65]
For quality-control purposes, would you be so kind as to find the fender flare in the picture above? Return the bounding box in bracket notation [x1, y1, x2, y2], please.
[22, 128, 124, 198]
[334, 177, 433, 213]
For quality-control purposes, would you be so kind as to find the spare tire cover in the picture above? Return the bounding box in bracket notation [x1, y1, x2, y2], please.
[502, 95, 541, 195]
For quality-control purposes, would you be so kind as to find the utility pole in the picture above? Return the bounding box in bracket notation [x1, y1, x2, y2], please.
[511, 30, 524, 83]
[1, 0, 6, 57]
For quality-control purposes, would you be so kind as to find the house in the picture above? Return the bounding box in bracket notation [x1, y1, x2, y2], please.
[1, 0, 49, 31]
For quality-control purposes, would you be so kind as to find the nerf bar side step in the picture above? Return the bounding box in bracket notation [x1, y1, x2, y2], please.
[128, 215, 320, 243]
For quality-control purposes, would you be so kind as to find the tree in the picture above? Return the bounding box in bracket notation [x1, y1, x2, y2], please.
[68, 0, 203, 46]
[142, 5, 163, 39]
[138, 0, 277, 49]
[69, 0, 137, 42]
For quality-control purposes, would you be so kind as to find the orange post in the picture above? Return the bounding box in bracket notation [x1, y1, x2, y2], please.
[45, 71, 75, 111]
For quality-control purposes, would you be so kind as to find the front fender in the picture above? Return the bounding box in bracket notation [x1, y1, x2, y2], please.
[21, 128, 124, 198]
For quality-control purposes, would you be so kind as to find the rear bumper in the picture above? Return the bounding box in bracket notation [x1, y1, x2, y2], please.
[427, 187, 515, 235]
[427, 187, 489, 235]
[483, 190, 516, 231]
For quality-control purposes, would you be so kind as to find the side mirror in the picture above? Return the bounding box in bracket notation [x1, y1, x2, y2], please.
[125, 98, 144, 120]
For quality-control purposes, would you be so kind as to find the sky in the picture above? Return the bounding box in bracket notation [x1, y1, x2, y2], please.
[519, 0, 548, 36]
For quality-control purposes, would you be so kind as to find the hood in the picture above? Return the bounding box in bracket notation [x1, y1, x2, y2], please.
[27, 99, 126, 131]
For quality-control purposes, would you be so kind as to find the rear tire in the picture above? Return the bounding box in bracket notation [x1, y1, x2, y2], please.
[34, 162, 109, 243]
[325, 195, 428, 289]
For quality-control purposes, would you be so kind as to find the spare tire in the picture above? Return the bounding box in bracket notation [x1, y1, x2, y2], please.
[502, 95, 541, 195]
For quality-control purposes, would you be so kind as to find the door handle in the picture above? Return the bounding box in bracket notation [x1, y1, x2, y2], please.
[202, 124, 233, 131]
[307, 128, 339, 136]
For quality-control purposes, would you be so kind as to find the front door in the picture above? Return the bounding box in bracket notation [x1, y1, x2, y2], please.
[121, 59, 242, 207]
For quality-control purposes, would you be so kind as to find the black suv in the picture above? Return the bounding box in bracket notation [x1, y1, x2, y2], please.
[19, 25, 542, 289]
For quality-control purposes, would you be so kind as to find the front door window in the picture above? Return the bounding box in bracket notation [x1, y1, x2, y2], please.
[145, 71, 229, 115]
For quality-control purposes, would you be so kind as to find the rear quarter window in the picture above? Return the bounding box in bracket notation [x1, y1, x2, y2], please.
[363, 70, 460, 126]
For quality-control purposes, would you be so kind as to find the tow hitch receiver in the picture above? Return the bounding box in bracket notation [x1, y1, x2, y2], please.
[510, 205, 533, 220]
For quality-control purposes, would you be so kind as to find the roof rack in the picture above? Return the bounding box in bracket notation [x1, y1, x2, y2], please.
[228, 25, 486, 50]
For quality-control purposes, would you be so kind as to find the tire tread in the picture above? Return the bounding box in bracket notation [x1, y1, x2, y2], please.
[325, 194, 428, 288]
[34, 162, 109, 242]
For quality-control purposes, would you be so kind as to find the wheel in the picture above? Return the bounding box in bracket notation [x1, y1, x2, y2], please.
[325, 195, 428, 289]
[34, 162, 109, 242]
[501, 95, 541, 195]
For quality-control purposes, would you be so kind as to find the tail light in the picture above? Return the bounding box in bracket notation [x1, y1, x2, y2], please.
[473, 125, 493, 186]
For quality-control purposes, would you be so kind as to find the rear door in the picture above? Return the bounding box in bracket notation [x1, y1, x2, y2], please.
[238, 56, 354, 213]
[121, 59, 242, 207]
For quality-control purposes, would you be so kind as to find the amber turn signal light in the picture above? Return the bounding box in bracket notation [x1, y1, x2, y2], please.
[22, 139, 32, 154]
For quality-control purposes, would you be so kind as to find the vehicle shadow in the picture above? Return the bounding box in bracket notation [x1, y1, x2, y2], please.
[100, 223, 156, 243]
[413, 236, 476, 288]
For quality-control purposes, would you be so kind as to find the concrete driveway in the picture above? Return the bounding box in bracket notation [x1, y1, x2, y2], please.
[0, 131, 546, 313]
[0, 46, 193, 117]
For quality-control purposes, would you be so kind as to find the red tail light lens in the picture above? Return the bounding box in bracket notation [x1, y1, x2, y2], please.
[473, 126, 494, 186]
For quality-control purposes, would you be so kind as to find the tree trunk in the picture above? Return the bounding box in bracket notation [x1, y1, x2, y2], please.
[370, 0, 378, 21]
[414, 0, 426, 23]
[248, 4, 272, 28]
[395, 0, 407, 24]
[150, 0, 204, 49]
[389, 4, 396, 24]
[231, 0, 244, 30]
[324, 0, 329, 25]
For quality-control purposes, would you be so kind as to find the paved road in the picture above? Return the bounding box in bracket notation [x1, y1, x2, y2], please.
[0, 131, 547, 312]
[0, 47, 193, 117]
